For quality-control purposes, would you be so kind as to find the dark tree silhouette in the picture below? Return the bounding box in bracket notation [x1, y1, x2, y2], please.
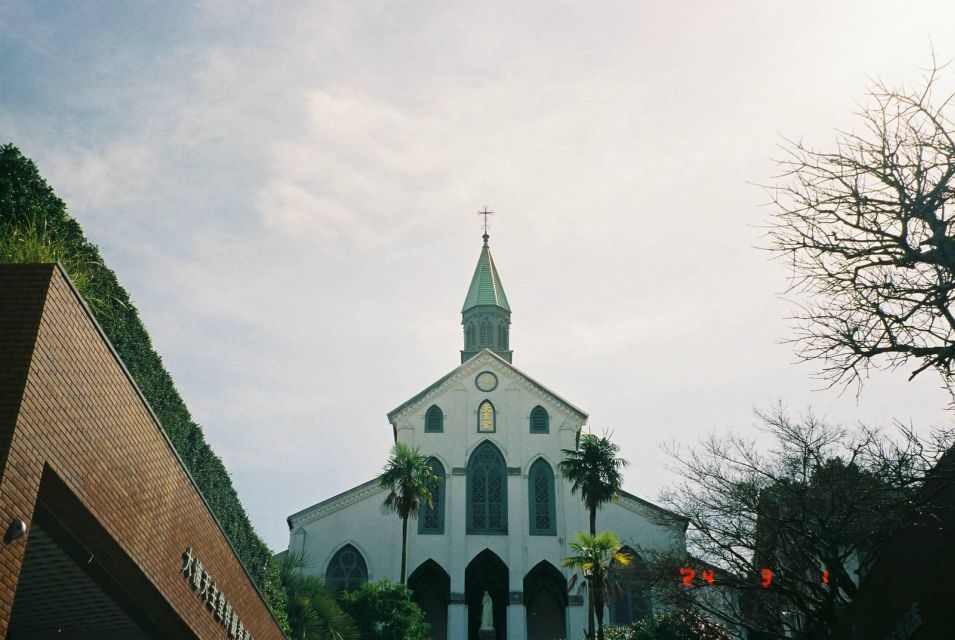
[645, 407, 953, 639]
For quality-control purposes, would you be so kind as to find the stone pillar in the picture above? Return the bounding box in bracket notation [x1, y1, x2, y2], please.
[508, 592, 526, 640]
[447, 434, 468, 640]
[449, 595, 467, 639]
[566, 594, 587, 640]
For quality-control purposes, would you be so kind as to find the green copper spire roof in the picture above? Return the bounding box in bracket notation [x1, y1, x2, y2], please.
[462, 233, 510, 312]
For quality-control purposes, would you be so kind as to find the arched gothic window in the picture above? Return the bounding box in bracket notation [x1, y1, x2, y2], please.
[477, 400, 495, 432]
[326, 544, 368, 591]
[530, 405, 549, 433]
[419, 458, 446, 534]
[497, 324, 506, 349]
[528, 459, 556, 535]
[467, 441, 507, 534]
[425, 405, 444, 433]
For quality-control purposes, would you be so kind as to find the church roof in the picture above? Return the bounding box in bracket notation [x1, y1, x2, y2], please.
[387, 348, 588, 427]
[617, 489, 690, 528]
[286, 477, 384, 529]
[462, 234, 510, 312]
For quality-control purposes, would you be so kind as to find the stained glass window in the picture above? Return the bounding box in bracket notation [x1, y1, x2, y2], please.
[478, 400, 495, 432]
[530, 405, 549, 433]
[528, 459, 556, 535]
[419, 458, 445, 534]
[326, 545, 368, 591]
[425, 405, 444, 433]
[467, 441, 507, 533]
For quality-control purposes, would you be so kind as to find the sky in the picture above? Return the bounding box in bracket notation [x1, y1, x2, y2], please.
[3, 1, 955, 552]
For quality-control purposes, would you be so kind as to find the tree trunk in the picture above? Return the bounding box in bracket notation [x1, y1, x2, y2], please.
[594, 574, 605, 640]
[400, 515, 408, 585]
[588, 506, 596, 638]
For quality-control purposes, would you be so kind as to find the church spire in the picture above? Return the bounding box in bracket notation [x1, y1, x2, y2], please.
[462, 220, 512, 363]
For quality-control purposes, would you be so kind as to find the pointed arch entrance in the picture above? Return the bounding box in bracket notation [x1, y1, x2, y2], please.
[465, 549, 508, 640]
[408, 559, 451, 640]
[524, 560, 567, 640]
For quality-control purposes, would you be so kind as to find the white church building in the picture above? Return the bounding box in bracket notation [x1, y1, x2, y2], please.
[286, 232, 689, 640]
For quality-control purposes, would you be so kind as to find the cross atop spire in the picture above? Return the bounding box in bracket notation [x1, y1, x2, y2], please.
[477, 206, 493, 244]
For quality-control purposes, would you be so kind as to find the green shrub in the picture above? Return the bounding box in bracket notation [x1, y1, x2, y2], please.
[339, 580, 430, 640]
[596, 611, 733, 640]
[0, 143, 288, 631]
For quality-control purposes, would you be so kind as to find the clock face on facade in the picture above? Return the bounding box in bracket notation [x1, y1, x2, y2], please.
[475, 371, 498, 392]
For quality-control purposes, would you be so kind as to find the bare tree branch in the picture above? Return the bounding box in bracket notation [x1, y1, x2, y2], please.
[764, 60, 955, 394]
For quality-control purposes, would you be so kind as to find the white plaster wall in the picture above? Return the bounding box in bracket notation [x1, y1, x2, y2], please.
[397, 358, 587, 597]
[598, 499, 687, 559]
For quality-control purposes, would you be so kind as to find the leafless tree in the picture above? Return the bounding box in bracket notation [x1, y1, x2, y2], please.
[768, 60, 955, 393]
[643, 407, 953, 639]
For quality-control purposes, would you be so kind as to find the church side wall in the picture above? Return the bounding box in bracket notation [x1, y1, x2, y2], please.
[289, 485, 400, 583]
[599, 500, 686, 558]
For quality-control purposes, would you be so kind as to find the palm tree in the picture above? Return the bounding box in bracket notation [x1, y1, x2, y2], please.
[378, 441, 439, 585]
[563, 531, 631, 640]
[278, 550, 359, 640]
[558, 432, 629, 638]
[558, 433, 630, 536]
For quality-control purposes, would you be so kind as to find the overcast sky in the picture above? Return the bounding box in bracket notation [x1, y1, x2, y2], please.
[3, 1, 955, 551]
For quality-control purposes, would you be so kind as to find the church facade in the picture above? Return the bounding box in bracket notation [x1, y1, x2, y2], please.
[286, 233, 688, 640]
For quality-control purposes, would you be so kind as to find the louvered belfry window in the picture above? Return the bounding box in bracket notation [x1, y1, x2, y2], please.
[466, 323, 476, 348]
[529, 459, 556, 535]
[468, 441, 507, 533]
[530, 405, 549, 433]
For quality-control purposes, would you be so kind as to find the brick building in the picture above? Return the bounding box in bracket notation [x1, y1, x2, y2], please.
[0, 264, 285, 639]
